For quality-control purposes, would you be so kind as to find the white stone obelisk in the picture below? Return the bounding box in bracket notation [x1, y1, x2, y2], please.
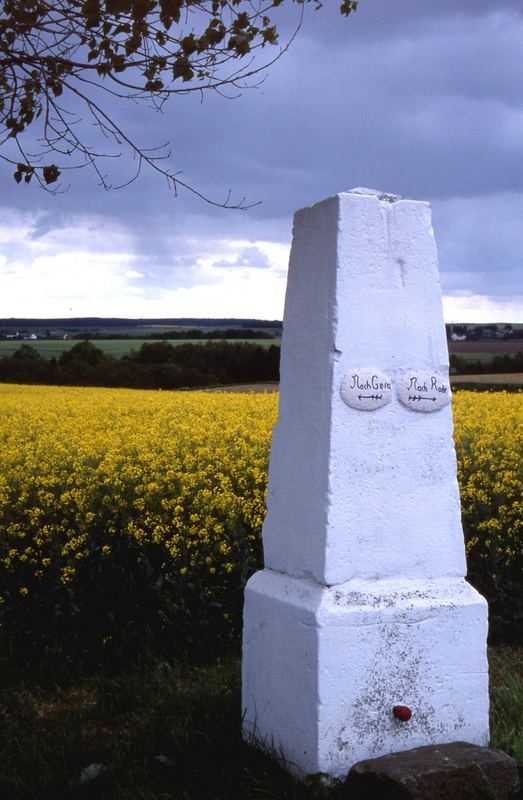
[242, 189, 489, 779]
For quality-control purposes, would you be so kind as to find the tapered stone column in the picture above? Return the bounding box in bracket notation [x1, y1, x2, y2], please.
[242, 189, 489, 778]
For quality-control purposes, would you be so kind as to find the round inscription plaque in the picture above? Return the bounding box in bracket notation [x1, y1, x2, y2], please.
[398, 370, 451, 412]
[340, 368, 392, 411]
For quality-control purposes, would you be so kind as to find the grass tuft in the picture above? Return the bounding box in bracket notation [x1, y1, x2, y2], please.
[489, 646, 523, 765]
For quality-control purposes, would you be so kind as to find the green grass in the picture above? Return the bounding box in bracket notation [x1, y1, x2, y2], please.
[489, 647, 523, 764]
[0, 338, 280, 359]
[0, 647, 521, 800]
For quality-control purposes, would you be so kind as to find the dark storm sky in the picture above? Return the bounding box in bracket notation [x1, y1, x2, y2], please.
[1, 0, 522, 321]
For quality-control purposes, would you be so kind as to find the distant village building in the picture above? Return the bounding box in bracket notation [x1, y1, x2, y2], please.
[450, 332, 467, 341]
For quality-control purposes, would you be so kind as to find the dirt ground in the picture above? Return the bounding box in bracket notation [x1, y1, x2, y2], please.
[449, 339, 523, 354]
[450, 373, 523, 385]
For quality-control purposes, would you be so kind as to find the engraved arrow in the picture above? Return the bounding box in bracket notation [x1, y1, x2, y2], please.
[408, 395, 437, 402]
[358, 394, 383, 401]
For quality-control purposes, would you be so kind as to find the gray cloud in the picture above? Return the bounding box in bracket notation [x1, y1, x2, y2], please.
[213, 246, 271, 269]
[434, 192, 523, 302]
[28, 211, 68, 240]
[1, 0, 522, 318]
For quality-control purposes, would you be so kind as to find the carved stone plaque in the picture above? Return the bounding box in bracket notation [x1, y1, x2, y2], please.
[340, 368, 392, 411]
[398, 370, 451, 412]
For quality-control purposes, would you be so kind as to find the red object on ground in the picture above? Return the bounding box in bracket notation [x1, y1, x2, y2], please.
[393, 705, 412, 721]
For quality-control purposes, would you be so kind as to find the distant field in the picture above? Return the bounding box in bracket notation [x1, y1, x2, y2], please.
[449, 340, 523, 355]
[4, 323, 283, 337]
[64, 325, 283, 337]
[451, 373, 523, 385]
[0, 338, 280, 359]
[451, 352, 511, 363]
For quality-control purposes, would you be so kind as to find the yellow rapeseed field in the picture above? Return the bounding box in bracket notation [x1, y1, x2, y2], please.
[0, 384, 275, 597]
[0, 384, 520, 609]
[455, 390, 522, 571]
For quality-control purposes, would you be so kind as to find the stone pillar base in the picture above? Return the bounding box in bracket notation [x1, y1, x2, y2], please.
[242, 570, 489, 779]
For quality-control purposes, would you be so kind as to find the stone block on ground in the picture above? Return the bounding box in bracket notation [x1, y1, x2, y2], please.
[344, 741, 520, 800]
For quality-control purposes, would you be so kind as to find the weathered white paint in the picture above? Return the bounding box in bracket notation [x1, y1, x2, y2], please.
[260, 188, 468, 585]
[398, 369, 451, 412]
[242, 188, 489, 778]
[340, 368, 392, 411]
[243, 571, 489, 779]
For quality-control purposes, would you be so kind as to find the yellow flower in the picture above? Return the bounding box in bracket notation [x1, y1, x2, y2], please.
[0, 383, 520, 614]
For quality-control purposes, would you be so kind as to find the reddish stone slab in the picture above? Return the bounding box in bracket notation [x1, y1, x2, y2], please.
[344, 741, 520, 800]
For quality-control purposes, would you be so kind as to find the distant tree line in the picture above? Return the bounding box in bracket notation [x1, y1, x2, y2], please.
[450, 352, 523, 375]
[446, 323, 522, 341]
[0, 317, 282, 330]
[0, 341, 280, 390]
[75, 328, 276, 341]
[2, 343, 520, 391]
